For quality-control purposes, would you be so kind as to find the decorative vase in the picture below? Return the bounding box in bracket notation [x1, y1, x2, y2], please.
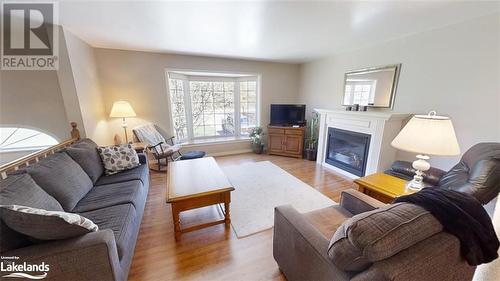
[305, 148, 317, 161]
[252, 143, 264, 154]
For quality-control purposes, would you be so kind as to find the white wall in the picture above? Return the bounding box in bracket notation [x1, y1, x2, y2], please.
[1, 25, 111, 154]
[63, 29, 110, 145]
[0, 70, 70, 141]
[299, 13, 500, 169]
[94, 49, 301, 152]
[56, 26, 86, 138]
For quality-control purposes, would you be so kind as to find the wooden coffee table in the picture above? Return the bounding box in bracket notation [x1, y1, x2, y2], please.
[354, 172, 415, 203]
[166, 157, 234, 240]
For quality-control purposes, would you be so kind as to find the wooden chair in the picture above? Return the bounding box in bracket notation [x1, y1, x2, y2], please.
[132, 124, 182, 171]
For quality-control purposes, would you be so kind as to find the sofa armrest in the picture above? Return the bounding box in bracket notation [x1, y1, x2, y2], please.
[4, 230, 122, 281]
[351, 232, 475, 281]
[340, 189, 387, 215]
[387, 161, 446, 186]
[138, 152, 148, 165]
[273, 205, 350, 281]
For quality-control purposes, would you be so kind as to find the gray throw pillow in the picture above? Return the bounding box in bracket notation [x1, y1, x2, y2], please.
[0, 205, 98, 240]
[25, 152, 93, 211]
[65, 139, 104, 183]
[0, 173, 64, 252]
[98, 143, 140, 175]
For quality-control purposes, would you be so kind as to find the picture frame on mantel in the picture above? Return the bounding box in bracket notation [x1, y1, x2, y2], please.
[342, 64, 402, 110]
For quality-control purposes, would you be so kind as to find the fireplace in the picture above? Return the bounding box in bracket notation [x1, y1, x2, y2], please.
[325, 128, 371, 177]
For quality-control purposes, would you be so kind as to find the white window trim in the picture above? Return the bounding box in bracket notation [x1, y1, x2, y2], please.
[0, 127, 59, 153]
[165, 69, 261, 143]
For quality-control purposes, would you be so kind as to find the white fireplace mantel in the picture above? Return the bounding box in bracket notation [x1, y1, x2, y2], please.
[315, 109, 409, 179]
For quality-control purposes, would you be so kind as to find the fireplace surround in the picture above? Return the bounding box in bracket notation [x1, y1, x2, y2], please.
[315, 109, 409, 179]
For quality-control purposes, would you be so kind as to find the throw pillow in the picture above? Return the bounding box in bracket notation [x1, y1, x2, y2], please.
[0, 173, 64, 252]
[25, 152, 93, 211]
[0, 205, 98, 240]
[65, 138, 104, 184]
[97, 143, 140, 175]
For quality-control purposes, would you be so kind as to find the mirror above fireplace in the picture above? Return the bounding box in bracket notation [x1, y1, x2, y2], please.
[342, 64, 401, 109]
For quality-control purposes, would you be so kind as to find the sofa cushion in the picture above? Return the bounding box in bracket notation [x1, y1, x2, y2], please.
[438, 143, 500, 204]
[438, 162, 470, 191]
[95, 164, 149, 186]
[0, 221, 30, 253]
[65, 138, 104, 184]
[25, 152, 93, 211]
[0, 173, 63, 211]
[180, 150, 206, 160]
[327, 203, 443, 271]
[98, 143, 140, 175]
[451, 159, 500, 204]
[72, 180, 146, 213]
[0, 205, 98, 240]
[78, 204, 138, 259]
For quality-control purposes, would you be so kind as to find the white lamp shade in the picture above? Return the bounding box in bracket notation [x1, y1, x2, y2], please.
[110, 101, 136, 118]
[391, 113, 460, 156]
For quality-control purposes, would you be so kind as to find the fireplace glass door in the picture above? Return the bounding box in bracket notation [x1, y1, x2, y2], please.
[325, 128, 371, 176]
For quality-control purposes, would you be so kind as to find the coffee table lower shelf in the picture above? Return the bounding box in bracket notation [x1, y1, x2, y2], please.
[169, 191, 232, 240]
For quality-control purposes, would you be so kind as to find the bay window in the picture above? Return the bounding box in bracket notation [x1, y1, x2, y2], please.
[167, 72, 259, 142]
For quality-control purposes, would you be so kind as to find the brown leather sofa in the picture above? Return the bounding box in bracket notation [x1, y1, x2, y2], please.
[386, 142, 500, 211]
[438, 142, 500, 204]
[273, 189, 476, 281]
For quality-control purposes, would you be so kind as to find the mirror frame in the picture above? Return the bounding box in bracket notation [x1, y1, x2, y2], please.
[342, 63, 402, 109]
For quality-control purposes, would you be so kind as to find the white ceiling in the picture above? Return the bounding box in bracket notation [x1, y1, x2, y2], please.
[58, 1, 500, 63]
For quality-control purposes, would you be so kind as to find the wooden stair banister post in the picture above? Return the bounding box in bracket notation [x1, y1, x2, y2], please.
[70, 122, 81, 140]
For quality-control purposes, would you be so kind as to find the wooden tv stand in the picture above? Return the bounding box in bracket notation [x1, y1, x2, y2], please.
[267, 125, 305, 158]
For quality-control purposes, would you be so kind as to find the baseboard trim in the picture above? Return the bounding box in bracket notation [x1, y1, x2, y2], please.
[208, 149, 253, 157]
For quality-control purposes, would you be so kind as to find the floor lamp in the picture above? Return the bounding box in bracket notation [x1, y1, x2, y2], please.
[110, 101, 136, 143]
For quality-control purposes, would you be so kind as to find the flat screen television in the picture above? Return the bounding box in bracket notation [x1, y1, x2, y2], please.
[270, 104, 306, 126]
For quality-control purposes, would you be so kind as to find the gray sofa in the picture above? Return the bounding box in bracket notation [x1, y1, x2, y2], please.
[0, 139, 149, 281]
[273, 189, 476, 281]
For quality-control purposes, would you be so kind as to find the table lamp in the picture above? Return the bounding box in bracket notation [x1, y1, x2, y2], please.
[391, 111, 460, 191]
[110, 101, 136, 143]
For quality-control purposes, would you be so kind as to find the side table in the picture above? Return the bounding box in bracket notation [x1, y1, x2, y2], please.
[354, 172, 415, 203]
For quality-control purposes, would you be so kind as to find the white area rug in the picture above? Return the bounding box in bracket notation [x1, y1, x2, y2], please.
[222, 161, 336, 238]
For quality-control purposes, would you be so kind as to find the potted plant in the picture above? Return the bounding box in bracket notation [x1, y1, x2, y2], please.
[305, 111, 319, 161]
[249, 127, 265, 154]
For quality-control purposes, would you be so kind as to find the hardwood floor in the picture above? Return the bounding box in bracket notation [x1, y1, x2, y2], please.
[128, 153, 356, 281]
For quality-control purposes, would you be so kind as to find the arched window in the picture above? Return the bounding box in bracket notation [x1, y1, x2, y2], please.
[0, 127, 59, 152]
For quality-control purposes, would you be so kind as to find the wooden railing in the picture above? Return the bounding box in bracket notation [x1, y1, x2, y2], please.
[0, 123, 81, 179]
